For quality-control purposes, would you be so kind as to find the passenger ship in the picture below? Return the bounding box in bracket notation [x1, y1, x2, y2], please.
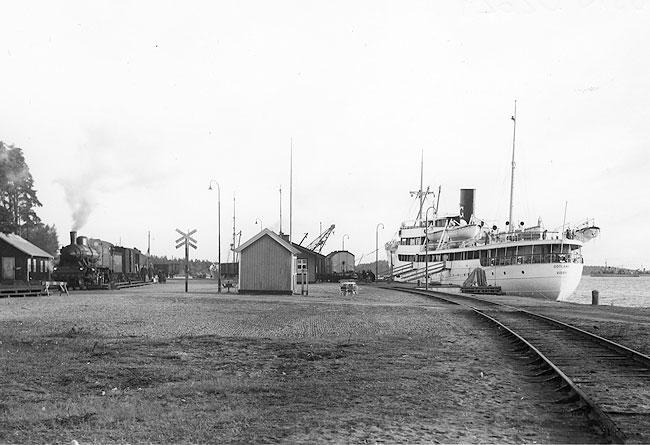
[385, 187, 599, 300]
[385, 106, 599, 301]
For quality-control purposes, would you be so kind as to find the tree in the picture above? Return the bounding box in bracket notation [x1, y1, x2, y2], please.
[24, 223, 60, 257]
[0, 141, 42, 234]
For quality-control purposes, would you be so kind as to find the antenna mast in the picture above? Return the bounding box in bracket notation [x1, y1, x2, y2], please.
[508, 100, 517, 232]
[232, 193, 238, 262]
[289, 138, 293, 243]
[419, 151, 424, 218]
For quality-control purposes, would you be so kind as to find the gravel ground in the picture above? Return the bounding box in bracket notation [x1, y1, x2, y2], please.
[3, 279, 646, 443]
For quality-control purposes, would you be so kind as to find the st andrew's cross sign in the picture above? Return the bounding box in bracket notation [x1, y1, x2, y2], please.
[176, 228, 197, 250]
[175, 228, 197, 292]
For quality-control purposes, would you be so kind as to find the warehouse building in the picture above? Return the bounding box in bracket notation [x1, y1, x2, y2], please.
[321, 250, 356, 281]
[326, 250, 355, 274]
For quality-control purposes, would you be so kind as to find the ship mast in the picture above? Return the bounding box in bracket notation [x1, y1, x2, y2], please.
[508, 100, 517, 232]
[410, 151, 434, 221]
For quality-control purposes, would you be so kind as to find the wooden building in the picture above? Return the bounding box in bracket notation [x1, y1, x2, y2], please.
[234, 229, 300, 294]
[0, 233, 53, 284]
[291, 242, 326, 284]
[276, 233, 326, 283]
[326, 250, 355, 274]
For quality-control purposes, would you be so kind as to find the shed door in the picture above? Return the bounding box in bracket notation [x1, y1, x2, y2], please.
[2, 257, 15, 281]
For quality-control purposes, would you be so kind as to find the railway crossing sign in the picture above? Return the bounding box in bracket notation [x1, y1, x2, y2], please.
[175, 228, 197, 292]
[176, 228, 197, 250]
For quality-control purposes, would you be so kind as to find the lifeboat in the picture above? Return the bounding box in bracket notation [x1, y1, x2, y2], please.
[574, 225, 600, 243]
[427, 220, 481, 243]
[447, 223, 481, 241]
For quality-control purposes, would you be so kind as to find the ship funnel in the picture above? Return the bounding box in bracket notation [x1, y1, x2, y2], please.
[459, 189, 475, 224]
[70, 231, 77, 245]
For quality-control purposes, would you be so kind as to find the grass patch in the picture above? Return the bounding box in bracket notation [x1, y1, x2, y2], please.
[1, 326, 446, 443]
[0, 284, 609, 444]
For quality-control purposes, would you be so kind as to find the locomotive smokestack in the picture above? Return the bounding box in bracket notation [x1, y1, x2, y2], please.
[459, 189, 475, 224]
[70, 231, 77, 245]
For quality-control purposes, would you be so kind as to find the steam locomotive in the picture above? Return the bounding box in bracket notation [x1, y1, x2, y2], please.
[53, 231, 149, 289]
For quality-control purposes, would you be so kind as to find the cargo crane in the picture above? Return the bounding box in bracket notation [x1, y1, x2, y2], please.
[305, 224, 335, 253]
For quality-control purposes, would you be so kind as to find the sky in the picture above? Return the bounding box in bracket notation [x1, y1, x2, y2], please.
[2, 1, 649, 269]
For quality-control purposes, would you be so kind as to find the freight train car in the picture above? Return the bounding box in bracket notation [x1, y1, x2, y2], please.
[89, 239, 147, 283]
[53, 231, 147, 289]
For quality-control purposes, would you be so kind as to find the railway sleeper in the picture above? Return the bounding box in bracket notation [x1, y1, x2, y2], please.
[510, 344, 531, 354]
[556, 390, 581, 404]
[526, 357, 545, 367]
[553, 382, 571, 392]
[529, 362, 552, 373]
[542, 374, 564, 385]
[567, 404, 591, 415]
[534, 367, 556, 378]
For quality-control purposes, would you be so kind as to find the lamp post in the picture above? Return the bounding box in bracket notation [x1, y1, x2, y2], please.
[208, 180, 221, 293]
[425, 205, 435, 290]
[342, 234, 350, 273]
[255, 218, 263, 232]
[376, 223, 384, 281]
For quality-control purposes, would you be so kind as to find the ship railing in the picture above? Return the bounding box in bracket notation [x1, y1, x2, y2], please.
[487, 229, 563, 244]
[425, 229, 563, 250]
[401, 219, 427, 229]
[479, 253, 583, 267]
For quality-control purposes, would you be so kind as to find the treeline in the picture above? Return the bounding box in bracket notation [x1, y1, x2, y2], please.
[148, 254, 215, 278]
[0, 141, 59, 255]
[583, 265, 647, 275]
[356, 259, 389, 276]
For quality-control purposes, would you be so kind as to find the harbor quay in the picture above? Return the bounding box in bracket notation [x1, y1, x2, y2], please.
[2, 280, 649, 444]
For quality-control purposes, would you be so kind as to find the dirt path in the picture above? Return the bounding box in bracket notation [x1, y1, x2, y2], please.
[0, 281, 620, 443]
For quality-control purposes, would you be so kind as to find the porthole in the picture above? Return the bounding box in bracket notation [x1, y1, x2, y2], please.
[521, 270, 525, 274]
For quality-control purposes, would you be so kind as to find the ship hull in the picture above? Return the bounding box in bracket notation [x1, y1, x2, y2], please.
[390, 258, 583, 301]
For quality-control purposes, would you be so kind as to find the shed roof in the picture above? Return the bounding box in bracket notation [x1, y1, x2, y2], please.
[234, 228, 300, 255]
[0, 233, 54, 259]
[326, 250, 354, 259]
[292, 243, 327, 258]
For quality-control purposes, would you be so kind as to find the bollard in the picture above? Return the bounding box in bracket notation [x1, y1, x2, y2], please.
[592, 289, 599, 305]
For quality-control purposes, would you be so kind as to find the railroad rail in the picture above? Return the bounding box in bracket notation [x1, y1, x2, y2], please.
[385, 286, 650, 444]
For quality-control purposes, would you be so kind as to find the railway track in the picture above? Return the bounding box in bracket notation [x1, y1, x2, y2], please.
[387, 286, 650, 444]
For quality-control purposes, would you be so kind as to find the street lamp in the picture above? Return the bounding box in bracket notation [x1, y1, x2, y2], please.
[342, 234, 349, 251]
[255, 218, 263, 232]
[376, 223, 384, 281]
[208, 180, 221, 293]
[425, 205, 436, 290]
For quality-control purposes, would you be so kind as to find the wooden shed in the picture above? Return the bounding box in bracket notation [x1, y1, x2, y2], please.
[234, 229, 300, 294]
[0, 233, 54, 284]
